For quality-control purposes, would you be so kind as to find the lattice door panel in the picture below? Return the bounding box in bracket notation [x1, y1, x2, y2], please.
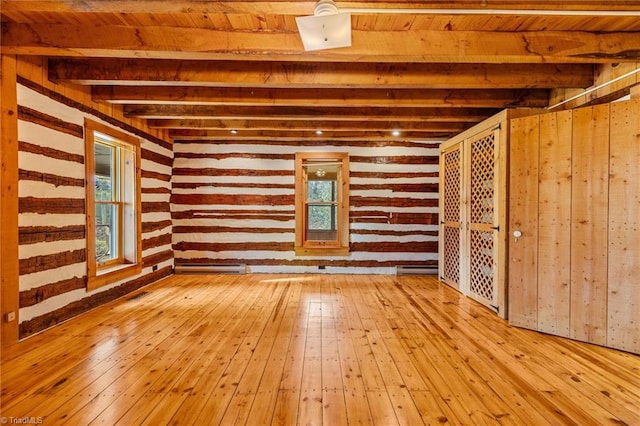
[444, 148, 461, 223]
[467, 129, 499, 310]
[441, 146, 463, 287]
[469, 230, 496, 305]
[470, 132, 495, 224]
[443, 227, 461, 284]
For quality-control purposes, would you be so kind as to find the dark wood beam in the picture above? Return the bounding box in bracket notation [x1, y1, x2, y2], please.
[93, 86, 550, 108]
[169, 129, 456, 141]
[124, 105, 498, 122]
[153, 119, 472, 132]
[49, 59, 594, 89]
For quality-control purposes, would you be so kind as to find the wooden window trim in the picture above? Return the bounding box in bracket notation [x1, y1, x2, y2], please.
[85, 119, 142, 290]
[294, 152, 350, 256]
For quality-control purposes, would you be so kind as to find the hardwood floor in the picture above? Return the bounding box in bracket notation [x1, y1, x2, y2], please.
[1, 274, 639, 425]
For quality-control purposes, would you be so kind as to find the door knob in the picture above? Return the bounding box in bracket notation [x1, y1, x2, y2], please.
[513, 230, 522, 240]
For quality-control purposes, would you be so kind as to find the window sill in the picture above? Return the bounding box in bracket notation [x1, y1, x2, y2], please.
[295, 246, 350, 257]
[87, 262, 142, 291]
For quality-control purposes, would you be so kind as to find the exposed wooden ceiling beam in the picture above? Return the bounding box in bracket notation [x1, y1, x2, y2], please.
[3, 23, 639, 63]
[124, 105, 498, 121]
[151, 119, 474, 132]
[168, 130, 456, 141]
[50, 59, 593, 89]
[93, 86, 550, 108]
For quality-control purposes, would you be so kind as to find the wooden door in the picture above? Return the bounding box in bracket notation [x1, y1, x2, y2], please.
[466, 128, 500, 311]
[440, 143, 464, 291]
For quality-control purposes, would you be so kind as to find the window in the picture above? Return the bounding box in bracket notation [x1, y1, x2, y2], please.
[85, 120, 141, 290]
[295, 152, 349, 256]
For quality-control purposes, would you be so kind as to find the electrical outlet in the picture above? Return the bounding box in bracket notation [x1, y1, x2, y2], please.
[5, 311, 16, 322]
[152, 264, 158, 272]
[318, 265, 326, 270]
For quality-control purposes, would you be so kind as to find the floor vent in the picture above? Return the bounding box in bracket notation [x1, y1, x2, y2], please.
[127, 291, 149, 301]
[175, 264, 246, 274]
[396, 265, 438, 276]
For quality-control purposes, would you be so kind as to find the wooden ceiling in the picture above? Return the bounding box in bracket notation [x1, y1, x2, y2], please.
[2, 1, 640, 143]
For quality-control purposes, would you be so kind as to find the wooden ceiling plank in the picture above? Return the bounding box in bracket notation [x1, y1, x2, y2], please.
[49, 59, 594, 89]
[124, 104, 498, 122]
[2, 1, 640, 15]
[3, 23, 639, 63]
[92, 86, 550, 108]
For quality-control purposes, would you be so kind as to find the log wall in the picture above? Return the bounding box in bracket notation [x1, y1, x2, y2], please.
[16, 80, 174, 338]
[171, 140, 440, 273]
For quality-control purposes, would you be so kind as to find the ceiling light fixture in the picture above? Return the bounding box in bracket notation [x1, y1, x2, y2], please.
[316, 130, 324, 135]
[296, 0, 352, 51]
[230, 129, 238, 134]
[392, 130, 401, 137]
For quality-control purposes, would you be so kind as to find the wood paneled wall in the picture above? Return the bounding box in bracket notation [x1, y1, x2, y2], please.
[171, 140, 440, 273]
[509, 99, 640, 354]
[15, 75, 174, 338]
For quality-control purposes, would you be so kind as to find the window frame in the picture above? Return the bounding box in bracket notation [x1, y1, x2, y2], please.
[84, 119, 142, 290]
[294, 152, 350, 256]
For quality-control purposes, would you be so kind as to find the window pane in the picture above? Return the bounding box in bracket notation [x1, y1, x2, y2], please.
[95, 203, 118, 263]
[307, 180, 336, 202]
[94, 143, 114, 202]
[307, 204, 337, 230]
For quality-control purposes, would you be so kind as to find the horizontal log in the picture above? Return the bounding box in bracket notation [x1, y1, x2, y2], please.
[349, 211, 439, 225]
[19, 140, 84, 164]
[94, 86, 551, 108]
[142, 249, 173, 268]
[18, 105, 83, 138]
[141, 187, 171, 194]
[141, 169, 171, 182]
[19, 197, 85, 214]
[172, 182, 293, 190]
[141, 148, 173, 168]
[20, 275, 86, 308]
[19, 249, 86, 276]
[172, 168, 293, 177]
[142, 219, 173, 234]
[19, 265, 173, 339]
[352, 196, 439, 208]
[351, 155, 438, 165]
[351, 183, 439, 193]
[170, 193, 295, 206]
[142, 201, 170, 213]
[172, 211, 294, 221]
[352, 229, 438, 237]
[174, 152, 294, 161]
[142, 233, 172, 251]
[351, 171, 438, 179]
[172, 225, 294, 234]
[45, 58, 595, 86]
[19, 225, 86, 245]
[19, 169, 85, 188]
[173, 131, 455, 141]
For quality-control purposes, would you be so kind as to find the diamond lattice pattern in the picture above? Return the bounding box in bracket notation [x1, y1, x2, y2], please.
[443, 227, 460, 284]
[469, 230, 494, 302]
[470, 133, 495, 224]
[443, 149, 461, 222]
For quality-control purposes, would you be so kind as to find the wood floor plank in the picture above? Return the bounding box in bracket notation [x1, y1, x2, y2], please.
[1, 274, 638, 425]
